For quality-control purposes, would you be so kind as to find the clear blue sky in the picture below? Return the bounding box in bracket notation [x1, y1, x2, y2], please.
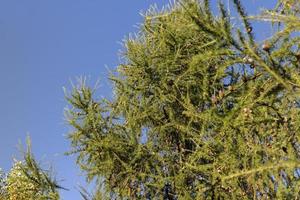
[0, 0, 276, 199]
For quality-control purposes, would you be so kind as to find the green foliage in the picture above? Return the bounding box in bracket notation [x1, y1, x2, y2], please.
[1, 139, 61, 200]
[79, 185, 105, 200]
[2, 0, 300, 199]
[65, 0, 300, 199]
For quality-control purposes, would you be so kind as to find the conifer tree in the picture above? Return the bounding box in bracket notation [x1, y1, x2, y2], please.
[65, 0, 300, 199]
[0, 140, 61, 200]
[2, 0, 300, 199]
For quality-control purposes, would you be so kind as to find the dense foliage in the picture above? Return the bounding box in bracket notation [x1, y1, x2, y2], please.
[0, 141, 60, 200]
[2, 0, 300, 199]
[66, 0, 300, 199]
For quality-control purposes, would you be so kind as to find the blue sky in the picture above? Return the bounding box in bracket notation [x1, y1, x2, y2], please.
[0, 0, 276, 199]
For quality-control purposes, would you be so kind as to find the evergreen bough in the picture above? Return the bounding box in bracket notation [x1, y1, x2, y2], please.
[2, 0, 300, 199]
[0, 139, 60, 200]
